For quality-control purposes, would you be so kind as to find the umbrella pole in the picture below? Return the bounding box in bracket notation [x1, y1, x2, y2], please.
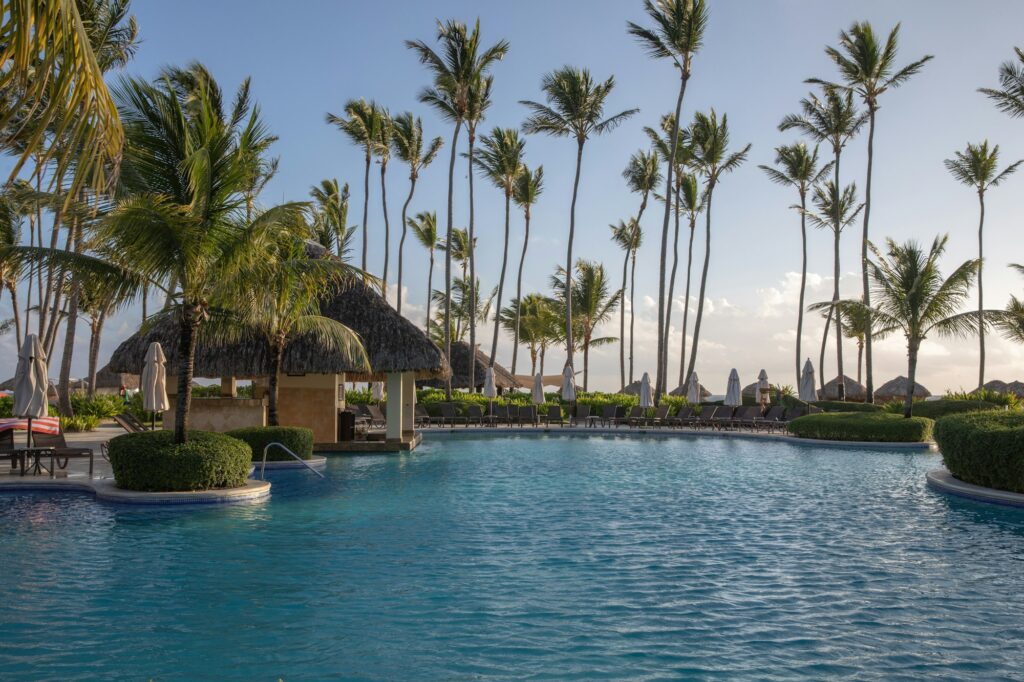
[151, 412, 156, 431]
[26, 417, 32, 449]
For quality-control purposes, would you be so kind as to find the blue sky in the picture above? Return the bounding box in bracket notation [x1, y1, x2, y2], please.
[6, 0, 1024, 393]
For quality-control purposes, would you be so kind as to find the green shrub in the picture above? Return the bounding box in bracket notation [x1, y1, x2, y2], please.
[61, 415, 100, 432]
[226, 426, 314, 461]
[0, 396, 57, 418]
[906, 399, 999, 420]
[948, 388, 1020, 409]
[787, 411, 934, 443]
[811, 400, 882, 413]
[107, 430, 252, 492]
[70, 394, 123, 418]
[934, 411, 1024, 493]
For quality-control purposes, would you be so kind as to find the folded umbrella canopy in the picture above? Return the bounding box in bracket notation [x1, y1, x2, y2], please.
[799, 358, 817, 402]
[757, 369, 771, 405]
[639, 372, 653, 408]
[531, 373, 545, 405]
[725, 369, 742, 407]
[561, 363, 576, 403]
[372, 381, 385, 402]
[141, 342, 170, 413]
[483, 367, 497, 399]
[686, 372, 701, 404]
[13, 334, 48, 448]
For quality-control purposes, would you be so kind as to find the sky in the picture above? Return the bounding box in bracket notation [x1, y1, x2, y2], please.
[4, 0, 1024, 395]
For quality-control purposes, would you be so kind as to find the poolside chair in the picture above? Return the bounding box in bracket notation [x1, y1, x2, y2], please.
[466, 405, 485, 426]
[30, 431, 94, 478]
[506, 405, 520, 426]
[365, 405, 387, 429]
[1, 429, 16, 471]
[414, 404, 432, 427]
[487, 404, 511, 427]
[666, 406, 694, 428]
[597, 405, 618, 427]
[571, 404, 591, 427]
[712, 406, 736, 430]
[624, 406, 645, 428]
[692, 405, 719, 429]
[646, 405, 671, 427]
[541, 405, 564, 427]
[114, 412, 148, 433]
[439, 403, 467, 427]
[730, 406, 761, 430]
[518, 405, 538, 427]
[754, 406, 786, 432]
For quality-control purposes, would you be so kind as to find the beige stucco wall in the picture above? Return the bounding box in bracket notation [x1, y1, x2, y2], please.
[163, 397, 267, 432]
[254, 373, 340, 444]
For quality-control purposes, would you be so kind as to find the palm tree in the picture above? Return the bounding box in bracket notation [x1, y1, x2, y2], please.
[610, 218, 642, 388]
[521, 67, 637, 370]
[441, 227, 473, 340]
[979, 47, 1024, 118]
[326, 98, 383, 273]
[242, 235, 368, 426]
[551, 260, 622, 391]
[464, 74, 494, 391]
[407, 19, 509, 398]
[811, 22, 933, 403]
[835, 299, 896, 385]
[620, 149, 662, 387]
[815, 236, 980, 417]
[408, 211, 439, 330]
[390, 112, 443, 316]
[510, 164, 543, 375]
[684, 110, 750, 384]
[474, 127, 525, 367]
[675, 173, 704, 388]
[780, 87, 866, 396]
[0, 192, 24, 350]
[309, 179, 351, 258]
[628, 0, 708, 400]
[430, 276, 494, 344]
[998, 264, 1024, 344]
[944, 141, 1022, 389]
[759, 142, 832, 386]
[806, 181, 863, 397]
[500, 294, 557, 375]
[375, 109, 394, 298]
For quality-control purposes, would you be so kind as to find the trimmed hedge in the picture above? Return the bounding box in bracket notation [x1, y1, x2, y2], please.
[905, 399, 999, 420]
[811, 401, 883, 413]
[934, 411, 1024, 494]
[787, 412, 934, 443]
[107, 430, 252, 492]
[226, 426, 314, 461]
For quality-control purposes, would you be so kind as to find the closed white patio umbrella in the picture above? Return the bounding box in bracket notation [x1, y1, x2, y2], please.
[799, 358, 817, 402]
[483, 367, 497, 399]
[561, 363, 576, 403]
[141, 342, 169, 430]
[685, 372, 701, 404]
[757, 369, 771, 405]
[725, 369, 742, 407]
[371, 381, 385, 402]
[639, 372, 653, 408]
[14, 334, 48, 448]
[531, 373, 545, 405]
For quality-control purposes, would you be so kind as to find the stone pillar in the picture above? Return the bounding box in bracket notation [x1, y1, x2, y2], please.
[402, 372, 416, 437]
[386, 372, 403, 442]
[220, 376, 237, 397]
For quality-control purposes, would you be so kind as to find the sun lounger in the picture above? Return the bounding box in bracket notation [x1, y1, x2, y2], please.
[466, 405, 485, 426]
[486, 404, 511, 426]
[414, 404, 432, 427]
[30, 431, 94, 477]
[572, 404, 591, 427]
[541, 405, 564, 427]
[754, 406, 786, 431]
[692, 405, 719, 429]
[624, 406, 646, 428]
[518, 405, 538, 426]
[711, 406, 736, 430]
[114, 412, 149, 433]
[364, 405, 387, 428]
[729, 405, 762, 430]
[645, 405, 671, 427]
[666, 406, 695, 427]
[595, 405, 617, 427]
[439, 403, 467, 427]
[1, 429, 16, 471]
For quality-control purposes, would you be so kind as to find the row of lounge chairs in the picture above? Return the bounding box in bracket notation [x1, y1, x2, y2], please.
[420, 403, 808, 432]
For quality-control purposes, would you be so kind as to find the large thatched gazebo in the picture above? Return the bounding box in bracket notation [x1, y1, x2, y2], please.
[982, 380, 1010, 394]
[85, 364, 139, 395]
[820, 375, 867, 401]
[419, 341, 518, 392]
[668, 383, 711, 400]
[108, 279, 448, 449]
[874, 376, 931, 403]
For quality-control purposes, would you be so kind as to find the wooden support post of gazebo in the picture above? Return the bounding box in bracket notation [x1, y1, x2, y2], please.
[386, 371, 403, 442]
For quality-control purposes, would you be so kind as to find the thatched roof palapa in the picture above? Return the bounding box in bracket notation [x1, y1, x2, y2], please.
[108, 280, 449, 381]
[90, 364, 139, 392]
[820, 375, 867, 401]
[874, 376, 931, 402]
[668, 383, 712, 399]
[419, 341, 518, 390]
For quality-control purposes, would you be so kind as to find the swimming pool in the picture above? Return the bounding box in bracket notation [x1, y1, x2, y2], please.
[2, 434, 1024, 680]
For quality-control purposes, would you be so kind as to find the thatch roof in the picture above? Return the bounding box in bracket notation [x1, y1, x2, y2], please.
[419, 341, 518, 390]
[982, 380, 1010, 394]
[107, 280, 449, 381]
[0, 377, 58, 398]
[513, 373, 563, 388]
[874, 376, 931, 401]
[668, 383, 711, 399]
[1009, 381, 1024, 398]
[90, 364, 139, 391]
[820, 375, 867, 401]
[742, 381, 779, 398]
[619, 380, 644, 395]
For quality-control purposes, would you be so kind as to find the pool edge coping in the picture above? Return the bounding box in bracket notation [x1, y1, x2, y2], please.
[0, 476, 271, 505]
[926, 469, 1024, 508]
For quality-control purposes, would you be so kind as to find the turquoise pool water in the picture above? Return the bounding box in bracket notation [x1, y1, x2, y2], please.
[2, 434, 1024, 680]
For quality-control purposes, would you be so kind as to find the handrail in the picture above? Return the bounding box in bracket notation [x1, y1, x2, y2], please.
[258, 442, 325, 480]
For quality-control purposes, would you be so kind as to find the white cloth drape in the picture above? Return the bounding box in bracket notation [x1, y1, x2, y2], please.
[725, 369, 742, 407]
[141, 342, 170, 413]
[799, 358, 817, 402]
[639, 372, 653, 408]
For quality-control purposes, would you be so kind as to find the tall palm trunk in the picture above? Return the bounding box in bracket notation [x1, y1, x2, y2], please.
[832, 218, 845, 398]
[656, 75, 688, 400]
[467, 132, 477, 390]
[442, 120, 462, 399]
[685, 180, 714, 383]
[629, 250, 638, 384]
[361, 151, 371, 273]
[861, 109, 877, 403]
[618, 247, 629, 389]
[540, 344, 546, 376]
[424, 249, 434, 330]
[856, 341, 863, 385]
[87, 309, 106, 399]
[795, 190, 808, 387]
[397, 175, 417, 316]
[489, 193, 512, 368]
[663, 184, 681, 381]
[57, 224, 82, 416]
[903, 338, 920, 418]
[141, 284, 148, 322]
[819, 304, 833, 394]
[564, 139, 585, 366]
[678, 216, 696, 387]
[43, 223, 75, 360]
[6, 281, 22, 350]
[268, 340, 284, 426]
[380, 161, 391, 299]
[512, 205, 531, 374]
[583, 336, 590, 391]
[829, 148, 846, 399]
[174, 307, 201, 443]
[977, 189, 986, 390]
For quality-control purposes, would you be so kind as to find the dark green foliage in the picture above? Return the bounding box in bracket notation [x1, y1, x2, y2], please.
[902, 399, 1000, 420]
[226, 426, 314, 461]
[0, 396, 58, 418]
[107, 430, 252, 492]
[70, 394, 123, 418]
[61, 415, 100, 432]
[787, 412, 934, 442]
[811, 401, 883, 413]
[934, 411, 1024, 494]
